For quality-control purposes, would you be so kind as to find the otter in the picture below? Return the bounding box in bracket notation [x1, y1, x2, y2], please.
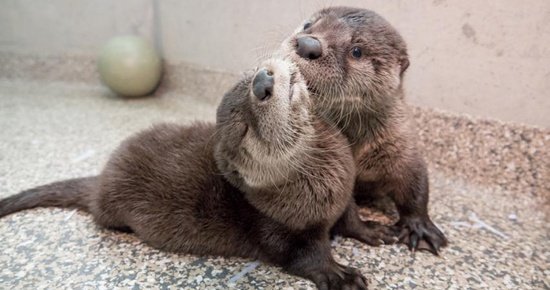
[0, 59, 371, 289]
[279, 7, 448, 255]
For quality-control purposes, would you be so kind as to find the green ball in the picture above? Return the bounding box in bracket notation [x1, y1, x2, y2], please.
[98, 36, 162, 97]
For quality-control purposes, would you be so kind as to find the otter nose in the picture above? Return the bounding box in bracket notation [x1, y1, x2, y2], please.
[252, 69, 274, 101]
[296, 36, 322, 60]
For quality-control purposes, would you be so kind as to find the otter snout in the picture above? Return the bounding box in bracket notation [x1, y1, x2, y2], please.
[296, 36, 322, 60]
[252, 69, 274, 101]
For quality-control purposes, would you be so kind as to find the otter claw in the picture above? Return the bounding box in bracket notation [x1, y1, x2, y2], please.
[396, 217, 448, 256]
[409, 234, 419, 252]
[417, 239, 438, 255]
[310, 264, 368, 290]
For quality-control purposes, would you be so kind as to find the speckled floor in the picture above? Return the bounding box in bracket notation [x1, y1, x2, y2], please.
[0, 61, 549, 289]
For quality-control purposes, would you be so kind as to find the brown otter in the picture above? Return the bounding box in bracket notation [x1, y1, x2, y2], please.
[279, 7, 448, 255]
[0, 59, 370, 289]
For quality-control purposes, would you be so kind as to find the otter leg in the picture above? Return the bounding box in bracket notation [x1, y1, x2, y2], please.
[283, 228, 368, 290]
[331, 203, 398, 246]
[88, 193, 131, 233]
[390, 158, 448, 255]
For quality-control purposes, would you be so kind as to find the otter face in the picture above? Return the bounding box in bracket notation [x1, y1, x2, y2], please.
[280, 7, 409, 115]
[215, 59, 312, 188]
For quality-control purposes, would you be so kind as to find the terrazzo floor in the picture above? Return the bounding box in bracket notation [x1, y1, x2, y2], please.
[0, 79, 548, 289]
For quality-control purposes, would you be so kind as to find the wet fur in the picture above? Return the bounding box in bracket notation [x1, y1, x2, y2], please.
[280, 7, 448, 254]
[0, 60, 368, 289]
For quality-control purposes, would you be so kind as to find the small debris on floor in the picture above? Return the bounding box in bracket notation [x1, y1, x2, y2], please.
[229, 261, 260, 284]
[72, 149, 96, 163]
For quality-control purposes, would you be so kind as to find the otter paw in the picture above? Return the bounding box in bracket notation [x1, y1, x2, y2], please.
[352, 221, 399, 246]
[395, 216, 448, 255]
[311, 264, 368, 290]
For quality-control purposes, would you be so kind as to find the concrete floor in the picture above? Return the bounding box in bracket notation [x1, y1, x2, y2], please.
[0, 78, 548, 289]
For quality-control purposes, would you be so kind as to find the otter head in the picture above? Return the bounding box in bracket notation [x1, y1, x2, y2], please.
[279, 7, 409, 123]
[215, 59, 312, 189]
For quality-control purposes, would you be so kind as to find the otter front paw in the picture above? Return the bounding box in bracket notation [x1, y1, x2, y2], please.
[347, 221, 398, 246]
[331, 204, 398, 247]
[395, 216, 448, 255]
[310, 264, 368, 290]
[356, 221, 399, 246]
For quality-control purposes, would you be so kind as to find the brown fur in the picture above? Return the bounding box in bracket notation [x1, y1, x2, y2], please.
[280, 7, 448, 254]
[0, 59, 369, 289]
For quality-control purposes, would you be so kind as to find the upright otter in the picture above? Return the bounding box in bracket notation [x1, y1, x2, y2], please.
[0, 59, 369, 289]
[280, 7, 448, 255]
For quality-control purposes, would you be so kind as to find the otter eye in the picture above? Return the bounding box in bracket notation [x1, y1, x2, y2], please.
[303, 22, 312, 30]
[351, 47, 362, 59]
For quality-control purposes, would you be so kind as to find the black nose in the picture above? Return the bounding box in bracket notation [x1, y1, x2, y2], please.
[296, 36, 322, 60]
[252, 69, 274, 101]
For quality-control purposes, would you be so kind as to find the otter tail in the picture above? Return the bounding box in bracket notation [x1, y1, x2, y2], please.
[0, 176, 97, 218]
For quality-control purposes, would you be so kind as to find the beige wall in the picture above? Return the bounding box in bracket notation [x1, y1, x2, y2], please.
[0, 0, 549, 127]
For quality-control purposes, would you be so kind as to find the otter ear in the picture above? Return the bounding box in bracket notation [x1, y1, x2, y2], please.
[399, 57, 410, 77]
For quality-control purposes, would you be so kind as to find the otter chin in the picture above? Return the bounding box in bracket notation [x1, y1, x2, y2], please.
[216, 59, 312, 189]
[279, 6, 448, 255]
[0, 58, 379, 289]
